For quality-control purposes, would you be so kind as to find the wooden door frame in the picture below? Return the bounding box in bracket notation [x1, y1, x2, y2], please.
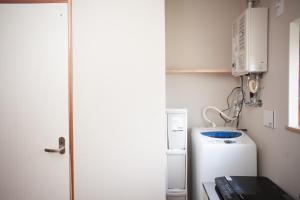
[0, 0, 67, 3]
[0, 1, 74, 200]
[67, 1, 74, 200]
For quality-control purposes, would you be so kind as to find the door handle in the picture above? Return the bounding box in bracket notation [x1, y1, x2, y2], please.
[44, 137, 65, 154]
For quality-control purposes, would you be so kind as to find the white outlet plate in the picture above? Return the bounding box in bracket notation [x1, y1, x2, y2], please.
[264, 109, 276, 129]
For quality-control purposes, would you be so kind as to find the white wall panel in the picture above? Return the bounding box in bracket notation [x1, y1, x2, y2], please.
[73, 1, 166, 199]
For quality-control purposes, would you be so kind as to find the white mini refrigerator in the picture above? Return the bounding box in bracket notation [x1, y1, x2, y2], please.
[166, 109, 188, 200]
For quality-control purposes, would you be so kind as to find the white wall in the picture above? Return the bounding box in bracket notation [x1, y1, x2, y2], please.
[73, 1, 166, 199]
[240, 0, 300, 198]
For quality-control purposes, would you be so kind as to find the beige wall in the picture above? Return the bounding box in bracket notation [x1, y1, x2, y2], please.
[240, 0, 300, 198]
[166, 0, 246, 68]
[166, 0, 245, 129]
[166, 75, 238, 128]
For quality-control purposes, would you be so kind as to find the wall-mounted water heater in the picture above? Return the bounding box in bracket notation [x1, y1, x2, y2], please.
[232, 7, 268, 76]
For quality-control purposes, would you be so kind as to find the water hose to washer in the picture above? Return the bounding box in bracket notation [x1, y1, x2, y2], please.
[202, 106, 238, 128]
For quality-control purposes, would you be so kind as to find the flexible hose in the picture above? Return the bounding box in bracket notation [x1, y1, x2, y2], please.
[202, 106, 238, 128]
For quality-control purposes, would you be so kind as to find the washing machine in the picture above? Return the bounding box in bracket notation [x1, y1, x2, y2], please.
[191, 127, 257, 200]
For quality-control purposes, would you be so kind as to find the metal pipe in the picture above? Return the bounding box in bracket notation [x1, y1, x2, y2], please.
[247, 0, 256, 8]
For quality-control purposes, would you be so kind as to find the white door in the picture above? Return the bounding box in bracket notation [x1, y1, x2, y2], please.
[0, 4, 70, 200]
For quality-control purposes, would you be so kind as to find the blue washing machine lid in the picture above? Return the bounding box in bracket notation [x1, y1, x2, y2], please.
[201, 131, 242, 138]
